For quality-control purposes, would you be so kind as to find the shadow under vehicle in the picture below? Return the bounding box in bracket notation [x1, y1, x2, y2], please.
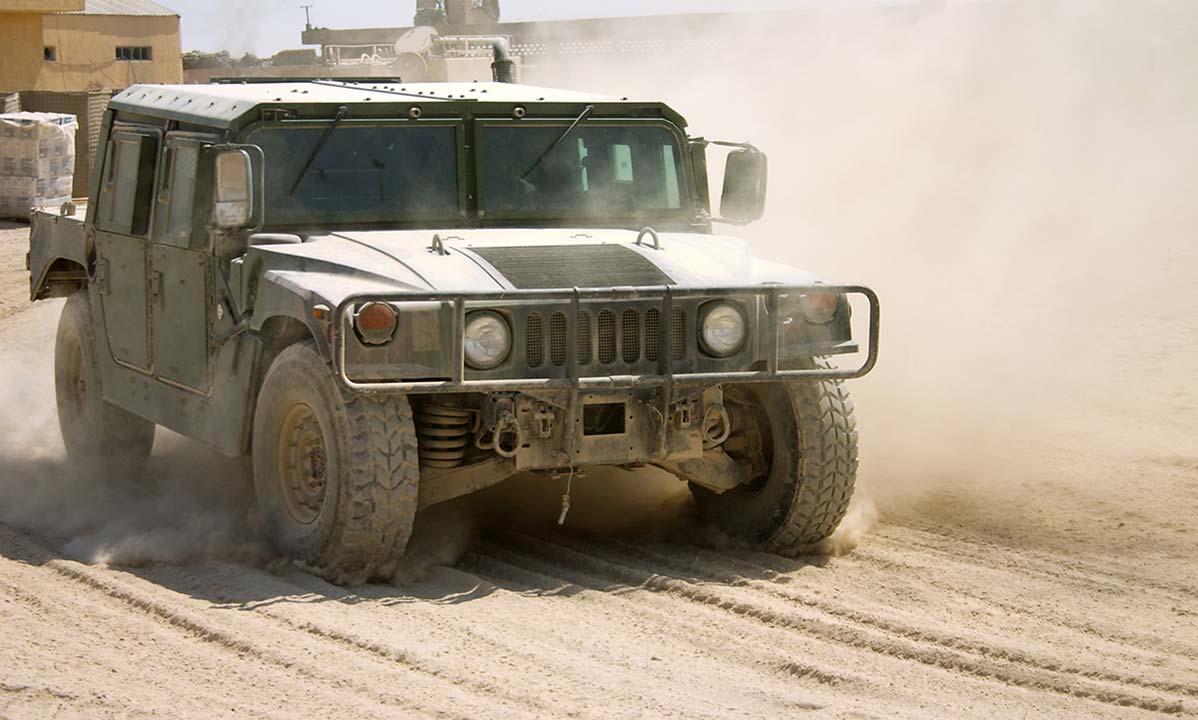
[27, 76, 879, 585]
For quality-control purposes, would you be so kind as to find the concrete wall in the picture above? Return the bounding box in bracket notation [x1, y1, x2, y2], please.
[0, 14, 49, 92]
[38, 13, 183, 90]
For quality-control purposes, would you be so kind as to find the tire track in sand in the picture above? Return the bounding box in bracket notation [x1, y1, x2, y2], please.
[155, 558, 824, 720]
[256, 559, 841, 718]
[487, 531, 1186, 716]
[588, 536, 1198, 701]
[848, 538, 1198, 661]
[463, 548, 855, 694]
[874, 525, 1197, 601]
[0, 524, 529, 720]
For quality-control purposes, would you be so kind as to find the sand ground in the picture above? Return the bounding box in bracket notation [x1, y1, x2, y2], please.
[0, 220, 1195, 719]
[2, 6, 1197, 711]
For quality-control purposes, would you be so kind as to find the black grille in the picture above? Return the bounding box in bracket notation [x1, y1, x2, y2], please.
[578, 311, 592, 364]
[621, 309, 640, 363]
[550, 312, 567, 366]
[645, 307, 661, 361]
[471, 245, 675, 289]
[484, 300, 701, 379]
[671, 307, 686, 360]
[598, 310, 616, 364]
[526, 313, 543, 367]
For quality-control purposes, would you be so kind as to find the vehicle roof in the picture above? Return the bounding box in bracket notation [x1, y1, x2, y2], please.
[109, 80, 686, 130]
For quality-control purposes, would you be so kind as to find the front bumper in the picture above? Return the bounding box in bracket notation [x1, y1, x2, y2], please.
[332, 283, 880, 394]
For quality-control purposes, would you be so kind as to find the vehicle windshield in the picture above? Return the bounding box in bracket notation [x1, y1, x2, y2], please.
[248, 125, 459, 227]
[480, 124, 687, 222]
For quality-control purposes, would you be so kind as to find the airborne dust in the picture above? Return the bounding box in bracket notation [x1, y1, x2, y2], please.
[1, 0, 1196, 580]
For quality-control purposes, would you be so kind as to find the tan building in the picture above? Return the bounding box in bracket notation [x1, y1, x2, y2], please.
[0, 0, 182, 92]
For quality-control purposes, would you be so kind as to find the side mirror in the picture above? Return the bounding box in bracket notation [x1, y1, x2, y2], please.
[215, 149, 253, 228]
[720, 148, 768, 224]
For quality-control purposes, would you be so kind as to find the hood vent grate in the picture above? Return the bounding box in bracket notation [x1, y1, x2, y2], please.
[470, 244, 674, 289]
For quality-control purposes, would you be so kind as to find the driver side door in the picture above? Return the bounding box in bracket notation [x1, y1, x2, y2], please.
[93, 125, 161, 372]
[149, 132, 217, 393]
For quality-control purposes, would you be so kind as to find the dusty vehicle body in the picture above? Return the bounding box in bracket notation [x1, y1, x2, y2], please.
[29, 79, 879, 583]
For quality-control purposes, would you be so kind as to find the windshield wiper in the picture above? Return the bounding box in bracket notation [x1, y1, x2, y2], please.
[289, 105, 349, 195]
[521, 104, 594, 180]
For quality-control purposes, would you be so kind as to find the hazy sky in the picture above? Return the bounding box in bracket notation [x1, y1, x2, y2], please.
[171, 0, 914, 55]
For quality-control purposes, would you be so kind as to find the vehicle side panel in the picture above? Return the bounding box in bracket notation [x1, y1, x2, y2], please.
[151, 243, 210, 390]
[28, 210, 88, 301]
[246, 270, 332, 360]
[89, 275, 262, 455]
[95, 231, 151, 369]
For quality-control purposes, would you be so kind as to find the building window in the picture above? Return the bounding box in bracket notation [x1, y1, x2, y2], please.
[44, 46, 57, 62]
[116, 46, 153, 62]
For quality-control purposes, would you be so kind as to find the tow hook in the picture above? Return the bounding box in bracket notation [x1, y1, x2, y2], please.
[702, 402, 732, 449]
[478, 395, 523, 459]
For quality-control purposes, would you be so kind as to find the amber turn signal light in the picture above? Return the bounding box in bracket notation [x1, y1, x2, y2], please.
[354, 302, 397, 345]
[799, 291, 840, 325]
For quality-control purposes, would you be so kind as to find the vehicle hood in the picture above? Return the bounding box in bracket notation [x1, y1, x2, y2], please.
[248, 228, 825, 303]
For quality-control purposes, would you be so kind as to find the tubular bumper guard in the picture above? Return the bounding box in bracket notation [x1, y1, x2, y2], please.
[333, 284, 880, 394]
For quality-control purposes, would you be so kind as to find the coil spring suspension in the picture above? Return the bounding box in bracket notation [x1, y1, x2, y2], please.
[415, 405, 474, 469]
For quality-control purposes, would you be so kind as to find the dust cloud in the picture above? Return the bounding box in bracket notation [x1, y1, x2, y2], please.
[524, 0, 1198, 544]
[4, 2, 1196, 580]
[0, 317, 276, 570]
[392, 498, 478, 585]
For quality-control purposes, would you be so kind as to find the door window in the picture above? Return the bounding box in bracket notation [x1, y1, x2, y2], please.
[155, 140, 202, 247]
[97, 129, 160, 237]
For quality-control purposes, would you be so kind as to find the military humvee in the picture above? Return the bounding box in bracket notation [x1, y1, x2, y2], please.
[28, 78, 879, 584]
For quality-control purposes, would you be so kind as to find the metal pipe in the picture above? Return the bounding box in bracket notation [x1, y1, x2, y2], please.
[491, 39, 517, 84]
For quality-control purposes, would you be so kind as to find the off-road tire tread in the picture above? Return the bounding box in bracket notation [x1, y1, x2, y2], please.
[690, 358, 858, 554]
[255, 342, 419, 586]
[770, 364, 859, 553]
[56, 290, 155, 472]
[320, 386, 420, 585]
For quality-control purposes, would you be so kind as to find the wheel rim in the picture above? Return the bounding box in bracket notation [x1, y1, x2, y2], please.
[63, 335, 87, 417]
[720, 385, 777, 493]
[275, 403, 328, 525]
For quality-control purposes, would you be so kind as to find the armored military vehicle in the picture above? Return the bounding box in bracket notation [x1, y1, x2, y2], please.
[28, 78, 879, 584]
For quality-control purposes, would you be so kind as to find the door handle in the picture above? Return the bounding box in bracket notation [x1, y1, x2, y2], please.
[151, 271, 164, 310]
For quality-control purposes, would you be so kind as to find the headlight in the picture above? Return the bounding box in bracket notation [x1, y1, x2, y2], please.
[699, 302, 747, 357]
[464, 311, 511, 370]
[799, 290, 840, 324]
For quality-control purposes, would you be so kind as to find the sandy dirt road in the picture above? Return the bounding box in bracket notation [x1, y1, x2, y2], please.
[3, 5, 1198, 712]
[0, 218, 1195, 718]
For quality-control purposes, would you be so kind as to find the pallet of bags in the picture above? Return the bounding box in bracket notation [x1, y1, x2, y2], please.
[0, 112, 77, 221]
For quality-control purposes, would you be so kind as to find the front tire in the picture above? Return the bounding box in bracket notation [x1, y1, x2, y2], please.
[55, 291, 156, 474]
[691, 367, 858, 554]
[251, 342, 419, 585]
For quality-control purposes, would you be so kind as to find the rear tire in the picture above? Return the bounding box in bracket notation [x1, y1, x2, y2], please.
[251, 342, 419, 585]
[691, 364, 858, 554]
[54, 291, 156, 475]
